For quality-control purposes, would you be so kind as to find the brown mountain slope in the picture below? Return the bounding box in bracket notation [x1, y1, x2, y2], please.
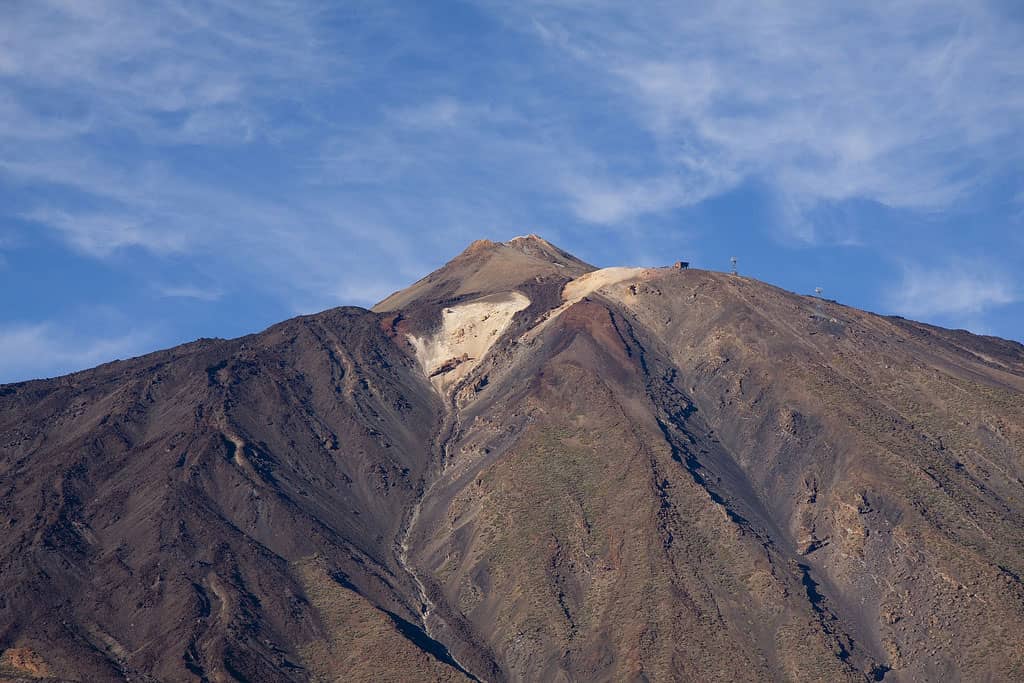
[2, 237, 1024, 682]
[0, 308, 476, 682]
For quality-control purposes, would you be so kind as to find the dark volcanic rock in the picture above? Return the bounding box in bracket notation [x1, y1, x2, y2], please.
[2, 237, 1024, 682]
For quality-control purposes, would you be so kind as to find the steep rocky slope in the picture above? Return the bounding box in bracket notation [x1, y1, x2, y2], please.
[2, 236, 1023, 681]
[0, 309, 469, 681]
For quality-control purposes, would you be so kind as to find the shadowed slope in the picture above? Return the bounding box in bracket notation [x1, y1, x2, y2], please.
[0, 308, 470, 681]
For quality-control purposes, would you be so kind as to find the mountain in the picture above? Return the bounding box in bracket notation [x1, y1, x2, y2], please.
[2, 235, 1024, 682]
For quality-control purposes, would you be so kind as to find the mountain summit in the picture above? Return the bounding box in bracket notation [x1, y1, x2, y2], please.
[2, 237, 1024, 681]
[373, 234, 594, 312]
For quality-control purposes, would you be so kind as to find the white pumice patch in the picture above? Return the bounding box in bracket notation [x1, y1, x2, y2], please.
[520, 267, 652, 344]
[561, 266, 652, 302]
[410, 291, 531, 392]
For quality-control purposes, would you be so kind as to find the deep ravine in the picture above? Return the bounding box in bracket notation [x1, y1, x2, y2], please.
[395, 403, 484, 682]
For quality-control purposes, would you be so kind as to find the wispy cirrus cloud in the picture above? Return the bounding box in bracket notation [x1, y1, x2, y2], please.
[0, 322, 154, 383]
[18, 1, 1017, 265]
[0, 2, 438, 307]
[23, 208, 187, 257]
[156, 284, 224, 302]
[559, 173, 722, 225]
[486, 0, 1024, 236]
[0, 0, 334, 145]
[385, 97, 522, 131]
[387, 97, 467, 130]
[0, 0, 340, 260]
[887, 262, 1017, 319]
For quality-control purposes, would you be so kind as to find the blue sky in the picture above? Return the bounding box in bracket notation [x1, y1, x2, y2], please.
[1, 0, 1022, 382]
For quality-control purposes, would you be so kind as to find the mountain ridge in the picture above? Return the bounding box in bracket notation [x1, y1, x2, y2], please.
[2, 237, 1024, 682]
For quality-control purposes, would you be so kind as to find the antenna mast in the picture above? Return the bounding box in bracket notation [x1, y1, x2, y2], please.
[730, 256, 738, 276]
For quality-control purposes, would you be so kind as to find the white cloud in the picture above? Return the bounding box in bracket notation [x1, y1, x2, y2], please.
[0, 2, 439, 301]
[387, 97, 465, 129]
[0, 322, 153, 383]
[0, 97, 95, 140]
[23, 208, 187, 257]
[888, 263, 1017, 318]
[156, 284, 224, 301]
[485, 0, 1024, 232]
[177, 107, 258, 145]
[316, 132, 416, 184]
[560, 173, 721, 225]
[0, 0, 334, 144]
[385, 97, 521, 131]
[326, 280, 407, 309]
